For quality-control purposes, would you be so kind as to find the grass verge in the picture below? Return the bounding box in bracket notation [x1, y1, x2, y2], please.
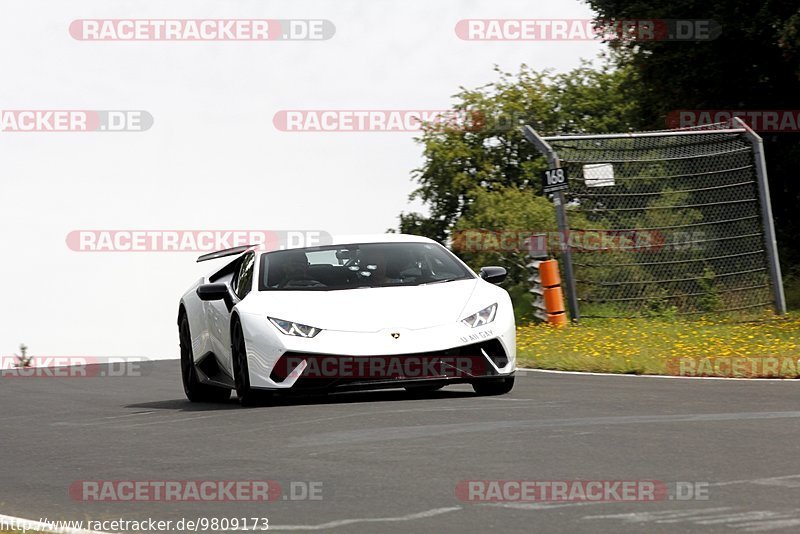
[516, 312, 800, 377]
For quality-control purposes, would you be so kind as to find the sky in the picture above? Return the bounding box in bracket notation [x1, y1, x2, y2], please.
[0, 0, 604, 359]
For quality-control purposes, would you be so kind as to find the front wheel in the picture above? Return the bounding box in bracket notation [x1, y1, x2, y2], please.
[179, 316, 231, 403]
[231, 319, 263, 406]
[472, 376, 515, 396]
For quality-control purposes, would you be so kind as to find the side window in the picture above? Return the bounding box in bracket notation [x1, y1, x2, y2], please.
[233, 252, 255, 300]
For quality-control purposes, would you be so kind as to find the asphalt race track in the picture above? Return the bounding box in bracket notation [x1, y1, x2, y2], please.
[3, 362, 800, 533]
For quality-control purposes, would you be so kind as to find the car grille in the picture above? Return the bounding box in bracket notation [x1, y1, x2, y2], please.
[268, 340, 508, 386]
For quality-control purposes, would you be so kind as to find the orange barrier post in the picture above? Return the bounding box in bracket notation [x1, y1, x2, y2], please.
[538, 260, 567, 327]
[543, 287, 565, 313]
[539, 260, 561, 288]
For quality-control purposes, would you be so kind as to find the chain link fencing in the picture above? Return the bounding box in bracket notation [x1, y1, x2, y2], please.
[533, 121, 784, 318]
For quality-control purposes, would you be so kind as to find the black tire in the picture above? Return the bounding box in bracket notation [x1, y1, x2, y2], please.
[231, 319, 262, 406]
[472, 376, 515, 396]
[179, 315, 231, 403]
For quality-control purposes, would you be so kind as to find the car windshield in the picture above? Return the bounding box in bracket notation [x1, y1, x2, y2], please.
[258, 242, 474, 291]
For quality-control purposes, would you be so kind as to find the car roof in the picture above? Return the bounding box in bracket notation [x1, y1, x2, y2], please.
[199, 234, 442, 267]
[254, 234, 439, 256]
[328, 234, 438, 246]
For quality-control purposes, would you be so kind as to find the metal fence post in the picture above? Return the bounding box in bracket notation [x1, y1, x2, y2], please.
[522, 125, 581, 322]
[734, 117, 787, 315]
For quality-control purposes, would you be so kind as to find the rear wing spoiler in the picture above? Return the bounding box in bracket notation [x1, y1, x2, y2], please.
[196, 245, 257, 263]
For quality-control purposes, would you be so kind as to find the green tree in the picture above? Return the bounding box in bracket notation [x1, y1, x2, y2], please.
[585, 0, 800, 273]
[451, 187, 558, 319]
[398, 60, 640, 242]
[396, 61, 640, 318]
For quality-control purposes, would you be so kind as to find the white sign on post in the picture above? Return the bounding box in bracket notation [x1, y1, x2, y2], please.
[583, 163, 615, 187]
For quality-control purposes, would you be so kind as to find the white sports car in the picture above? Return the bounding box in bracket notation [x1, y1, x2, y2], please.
[178, 234, 516, 405]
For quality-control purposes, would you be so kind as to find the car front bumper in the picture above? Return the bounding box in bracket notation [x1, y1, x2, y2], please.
[238, 314, 516, 391]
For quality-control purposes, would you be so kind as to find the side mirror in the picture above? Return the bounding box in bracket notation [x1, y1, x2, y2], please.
[197, 283, 229, 301]
[479, 266, 507, 285]
[196, 283, 234, 311]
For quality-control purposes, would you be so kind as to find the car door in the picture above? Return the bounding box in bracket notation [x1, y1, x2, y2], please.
[209, 252, 255, 375]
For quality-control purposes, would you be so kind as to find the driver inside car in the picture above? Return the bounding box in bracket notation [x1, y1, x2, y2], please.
[358, 250, 402, 285]
[277, 251, 315, 287]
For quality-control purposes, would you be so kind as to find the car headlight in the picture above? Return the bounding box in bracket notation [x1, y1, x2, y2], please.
[461, 303, 498, 328]
[268, 317, 322, 338]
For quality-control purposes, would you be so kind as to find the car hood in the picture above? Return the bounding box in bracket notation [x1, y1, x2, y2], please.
[239, 279, 479, 332]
